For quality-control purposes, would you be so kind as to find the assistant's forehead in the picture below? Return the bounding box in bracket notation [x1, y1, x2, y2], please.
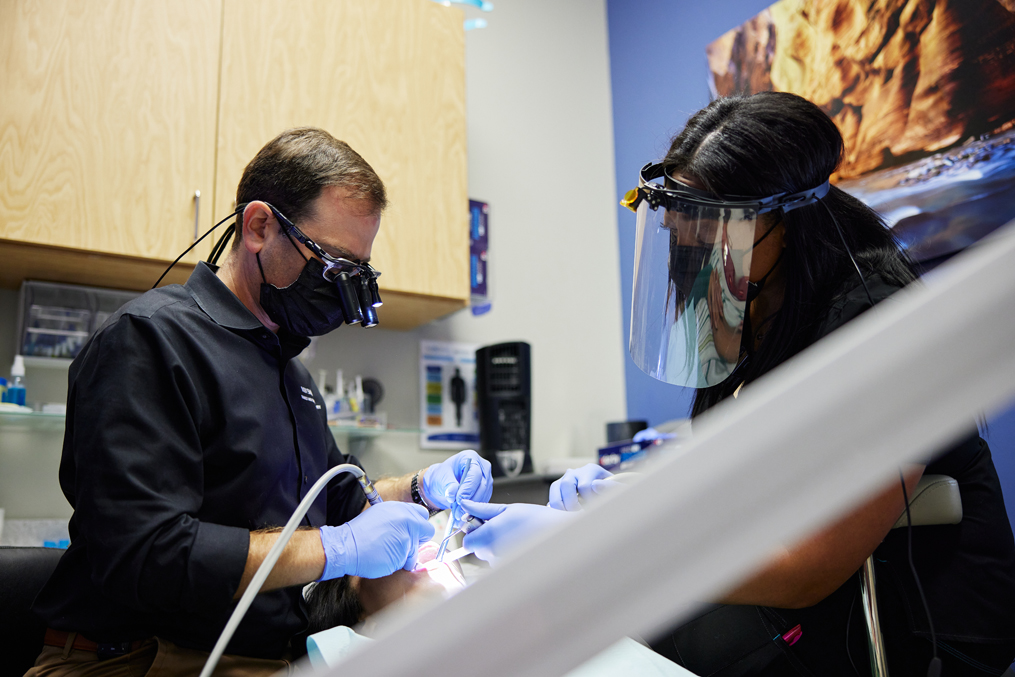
[671, 172, 706, 191]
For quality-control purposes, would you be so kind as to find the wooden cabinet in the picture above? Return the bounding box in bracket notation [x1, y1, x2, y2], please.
[0, 0, 468, 329]
[0, 0, 221, 287]
[215, 0, 468, 329]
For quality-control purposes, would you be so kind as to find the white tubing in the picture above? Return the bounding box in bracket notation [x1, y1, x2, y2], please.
[198, 463, 366, 677]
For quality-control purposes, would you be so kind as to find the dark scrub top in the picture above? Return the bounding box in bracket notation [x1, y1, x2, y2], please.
[791, 276, 1015, 674]
[651, 275, 1015, 676]
[32, 263, 368, 660]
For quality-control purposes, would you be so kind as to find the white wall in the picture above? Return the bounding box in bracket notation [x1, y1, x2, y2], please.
[0, 0, 627, 516]
[302, 0, 626, 478]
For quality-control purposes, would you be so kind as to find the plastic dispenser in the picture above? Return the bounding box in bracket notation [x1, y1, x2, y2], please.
[4, 356, 27, 407]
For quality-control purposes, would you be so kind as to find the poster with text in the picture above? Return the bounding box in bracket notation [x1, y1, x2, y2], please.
[419, 340, 480, 450]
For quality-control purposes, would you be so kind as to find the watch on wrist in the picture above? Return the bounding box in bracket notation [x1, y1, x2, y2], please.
[411, 471, 440, 518]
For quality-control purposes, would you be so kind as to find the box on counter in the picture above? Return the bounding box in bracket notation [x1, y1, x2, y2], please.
[598, 438, 654, 473]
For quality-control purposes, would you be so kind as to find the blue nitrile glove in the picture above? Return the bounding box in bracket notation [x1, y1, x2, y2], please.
[632, 427, 675, 443]
[460, 500, 575, 565]
[423, 450, 493, 526]
[548, 463, 617, 512]
[318, 502, 434, 580]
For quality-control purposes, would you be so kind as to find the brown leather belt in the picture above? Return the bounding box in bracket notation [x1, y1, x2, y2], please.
[44, 628, 147, 660]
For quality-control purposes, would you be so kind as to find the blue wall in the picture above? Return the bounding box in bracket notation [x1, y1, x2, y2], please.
[983, 405, 1015, 536]
[605, 0, 1015, 535]
[607, 0, 774, 427]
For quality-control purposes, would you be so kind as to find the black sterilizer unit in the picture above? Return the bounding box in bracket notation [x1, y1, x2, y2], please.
[476, 341, 532, 478]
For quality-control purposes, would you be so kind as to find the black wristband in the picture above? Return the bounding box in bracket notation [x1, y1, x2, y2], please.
[411, 471, 440, 517]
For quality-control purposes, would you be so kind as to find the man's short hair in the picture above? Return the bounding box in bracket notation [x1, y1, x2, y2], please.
[233, 127, 387, 246]
[304, 577, 363, 634]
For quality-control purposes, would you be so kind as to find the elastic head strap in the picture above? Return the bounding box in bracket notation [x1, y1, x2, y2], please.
[631, 162, 832, 214]
[255, 252, 267, 284]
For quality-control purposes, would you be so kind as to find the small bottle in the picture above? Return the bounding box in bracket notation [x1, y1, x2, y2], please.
[335, 370, 349, 416]
[6, 355, 27, 407]
[0, 376, 7, 403]
[347, 376, 361, 415]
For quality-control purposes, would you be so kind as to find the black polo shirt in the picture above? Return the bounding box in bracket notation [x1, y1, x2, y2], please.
[33, 263, 367, 659]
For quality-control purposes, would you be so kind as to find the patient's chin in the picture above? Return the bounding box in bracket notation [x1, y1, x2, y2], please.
[356, 541, 469, 635]
[425, 560, 466, 594]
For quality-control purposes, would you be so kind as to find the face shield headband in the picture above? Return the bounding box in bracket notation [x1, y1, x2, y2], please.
[259, 202, 384, 328]
[623, 162, 829, 388]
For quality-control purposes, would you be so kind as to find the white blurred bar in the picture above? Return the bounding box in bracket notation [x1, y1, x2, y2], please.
[325, 219, 1015, 677]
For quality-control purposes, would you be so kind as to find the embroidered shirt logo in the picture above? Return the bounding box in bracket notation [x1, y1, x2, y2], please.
[300, 385, 321, 409]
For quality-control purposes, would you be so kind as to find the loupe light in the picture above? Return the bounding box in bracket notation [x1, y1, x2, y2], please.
[368, 277, 383, 307]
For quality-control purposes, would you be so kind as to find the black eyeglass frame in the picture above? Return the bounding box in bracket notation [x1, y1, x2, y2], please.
[256, 202, 383, 286]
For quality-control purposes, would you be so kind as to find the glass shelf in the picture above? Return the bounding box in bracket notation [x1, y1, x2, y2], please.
[328, 424, 424, 440]
[22, 357, 74, 370]
[0, 411, 423, 440]
[0, 409, 67, 433]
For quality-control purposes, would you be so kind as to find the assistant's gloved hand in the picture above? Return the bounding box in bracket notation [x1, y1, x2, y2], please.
[548, 463, 617, 512]
[318, 502, 434, 580]
[423, 450, 493, 525]
[632, 427, 675, 443]
[460, 499, 575, 565]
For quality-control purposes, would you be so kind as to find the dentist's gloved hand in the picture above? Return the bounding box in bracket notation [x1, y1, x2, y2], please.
[548, 463, 617, 511]
[318, 502, 434, 580]
[460, 500, 575, 565]
[423, 450, 493, 525]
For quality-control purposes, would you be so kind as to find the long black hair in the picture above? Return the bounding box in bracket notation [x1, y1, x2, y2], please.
[663, 92, 916, 417]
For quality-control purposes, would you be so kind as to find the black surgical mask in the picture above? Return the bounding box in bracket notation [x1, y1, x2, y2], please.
[258, 256, 347, 337]
[669, 242, 713, 308]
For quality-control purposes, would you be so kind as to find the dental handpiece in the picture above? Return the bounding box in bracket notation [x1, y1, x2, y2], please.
[420, 514, 486, 571]
[436, 513, 485, 562]
[459, 514, 485, 535]
[356, 473, 383, 506]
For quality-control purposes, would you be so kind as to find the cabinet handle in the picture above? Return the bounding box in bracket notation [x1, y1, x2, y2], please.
[193, 190, 202, 241]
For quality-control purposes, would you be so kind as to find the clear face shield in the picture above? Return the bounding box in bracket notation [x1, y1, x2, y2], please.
[624, 163, 829, 388]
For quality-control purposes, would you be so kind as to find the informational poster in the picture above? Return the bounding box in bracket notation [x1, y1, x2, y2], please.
[419, 340, 480, 449]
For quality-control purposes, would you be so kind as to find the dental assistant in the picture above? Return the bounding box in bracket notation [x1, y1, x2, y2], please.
[28, 128, 492, 676]
[463, 93, 1015, 676]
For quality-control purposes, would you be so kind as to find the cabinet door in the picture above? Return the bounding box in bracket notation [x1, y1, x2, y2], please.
[215, 0, 468, 323]
[0, 0, 221, 264]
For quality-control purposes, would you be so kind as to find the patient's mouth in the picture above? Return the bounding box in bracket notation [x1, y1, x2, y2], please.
[417, 541, 439, 565]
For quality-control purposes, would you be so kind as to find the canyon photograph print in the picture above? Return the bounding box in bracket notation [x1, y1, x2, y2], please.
[707, 0, 1015, 267]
